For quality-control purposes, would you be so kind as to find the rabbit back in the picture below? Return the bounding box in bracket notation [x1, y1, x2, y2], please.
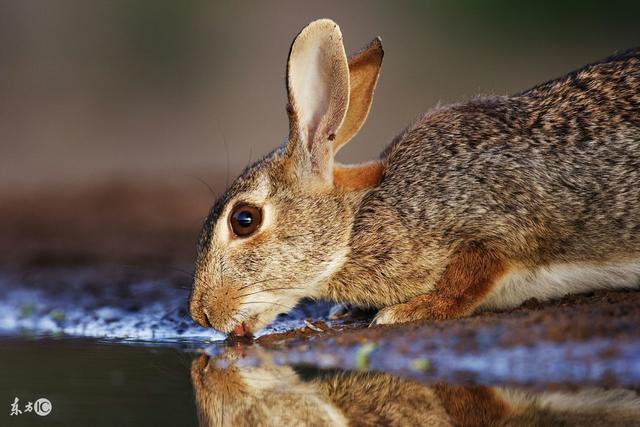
[333, 49, 640, 308]
[368, 48, 640, 264]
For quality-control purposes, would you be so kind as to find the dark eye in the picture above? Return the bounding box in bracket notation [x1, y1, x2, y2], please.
[229, 203, 262, 237]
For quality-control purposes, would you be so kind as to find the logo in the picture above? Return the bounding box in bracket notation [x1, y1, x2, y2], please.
[9, 397, 52, 417]
[34, 398, 52, 416]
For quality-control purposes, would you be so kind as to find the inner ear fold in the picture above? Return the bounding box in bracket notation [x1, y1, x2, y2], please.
[333, 37, 384, 154]
[286, 19, 350, 157]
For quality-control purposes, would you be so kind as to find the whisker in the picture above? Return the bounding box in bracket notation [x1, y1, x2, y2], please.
[215, 121, 231, 190]
[235, 286, 307, 299]
[184, 173, 217, 198]
[237, 277, 281, 292]
[239, 301, 291, 309]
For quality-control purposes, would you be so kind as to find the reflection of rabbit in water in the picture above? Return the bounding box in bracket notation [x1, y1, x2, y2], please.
[189, 17, 640, 336]
[190, 354, 640, 427]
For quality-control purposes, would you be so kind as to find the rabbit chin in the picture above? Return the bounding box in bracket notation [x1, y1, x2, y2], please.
[232, 295, 303, 336]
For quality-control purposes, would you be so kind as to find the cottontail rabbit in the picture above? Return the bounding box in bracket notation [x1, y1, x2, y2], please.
[189, 18, 640, 335]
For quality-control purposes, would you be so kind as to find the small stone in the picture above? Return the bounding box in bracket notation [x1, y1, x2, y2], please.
[50, 309, 65, 322]
[410, 358, 430, 372]
[355, 343, 377, 370]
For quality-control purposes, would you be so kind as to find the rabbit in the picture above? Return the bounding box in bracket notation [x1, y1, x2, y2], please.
[189, 18, 640, 335]
[191, 352, 640, 427]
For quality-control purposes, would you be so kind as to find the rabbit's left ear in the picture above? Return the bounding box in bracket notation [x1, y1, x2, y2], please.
[331, 37, 385, 191]
[286, 19, 350, 183]
[332, 37, 383, 154]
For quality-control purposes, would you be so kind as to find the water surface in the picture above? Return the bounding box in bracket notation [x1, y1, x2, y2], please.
[3, 337, 639, 426]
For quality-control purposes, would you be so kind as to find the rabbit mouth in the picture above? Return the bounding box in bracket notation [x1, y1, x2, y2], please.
[233, 321, 252, 337]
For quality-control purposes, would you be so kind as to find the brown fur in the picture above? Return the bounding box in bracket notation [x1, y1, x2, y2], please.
[332, 37, 384, 153]
[333, 161, 384, 191]
[433, 384, 512, 427]
[190, 19, 640, 333]
[375, 242, 507, 322]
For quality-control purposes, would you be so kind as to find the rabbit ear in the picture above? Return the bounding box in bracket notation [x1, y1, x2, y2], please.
[333, 37, 384, 154]
[286, 19, 350, 182]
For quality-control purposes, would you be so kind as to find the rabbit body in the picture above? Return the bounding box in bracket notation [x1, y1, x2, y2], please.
[332, 49, 640, 323]
[189, 19, 640, 333]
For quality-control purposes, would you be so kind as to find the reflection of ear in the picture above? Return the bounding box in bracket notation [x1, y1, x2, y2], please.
[286, 19, 350, 182]
[333, 37, 384, 154]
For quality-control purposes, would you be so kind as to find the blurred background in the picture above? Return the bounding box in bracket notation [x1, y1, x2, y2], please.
[0, 0, 639, 269]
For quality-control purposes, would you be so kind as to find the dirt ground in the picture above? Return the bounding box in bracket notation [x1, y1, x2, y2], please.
[2, 182, 639, 387]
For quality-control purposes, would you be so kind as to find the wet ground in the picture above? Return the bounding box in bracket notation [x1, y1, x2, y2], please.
[2, 183, 640, 425]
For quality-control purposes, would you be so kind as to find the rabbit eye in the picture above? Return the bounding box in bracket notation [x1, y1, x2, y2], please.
[229, 203, 262, 237]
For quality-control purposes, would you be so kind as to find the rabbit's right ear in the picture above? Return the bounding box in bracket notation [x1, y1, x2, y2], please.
[286, 19, 350, 184]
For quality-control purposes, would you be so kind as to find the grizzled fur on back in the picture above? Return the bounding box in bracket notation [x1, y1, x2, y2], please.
[330, 48, 640, 306]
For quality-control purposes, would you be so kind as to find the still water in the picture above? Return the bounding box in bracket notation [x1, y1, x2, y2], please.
[2, 337, 639, 427]
[1, 338, 197, 426]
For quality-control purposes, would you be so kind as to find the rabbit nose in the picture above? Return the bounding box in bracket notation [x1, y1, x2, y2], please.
[192, 310, 211, 328]
[189, 278, 243, 332]
[189, 297, 212, 328]
[203, 309, 213, 327]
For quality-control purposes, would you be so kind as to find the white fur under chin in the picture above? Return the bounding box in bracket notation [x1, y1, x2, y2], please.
[239, 248, 349, 330]
[478, 260, 640, 312]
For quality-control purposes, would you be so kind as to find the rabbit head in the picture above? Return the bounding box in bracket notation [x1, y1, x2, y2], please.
[189, 19, 384, 335]
[191, 353, 346, 426]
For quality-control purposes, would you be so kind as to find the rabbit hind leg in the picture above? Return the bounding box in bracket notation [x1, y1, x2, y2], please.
[372, 242, 507, 325]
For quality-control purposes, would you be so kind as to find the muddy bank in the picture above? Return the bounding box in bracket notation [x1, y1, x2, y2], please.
[247, 290, 640, 388]
[256, 289, 640, 349]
